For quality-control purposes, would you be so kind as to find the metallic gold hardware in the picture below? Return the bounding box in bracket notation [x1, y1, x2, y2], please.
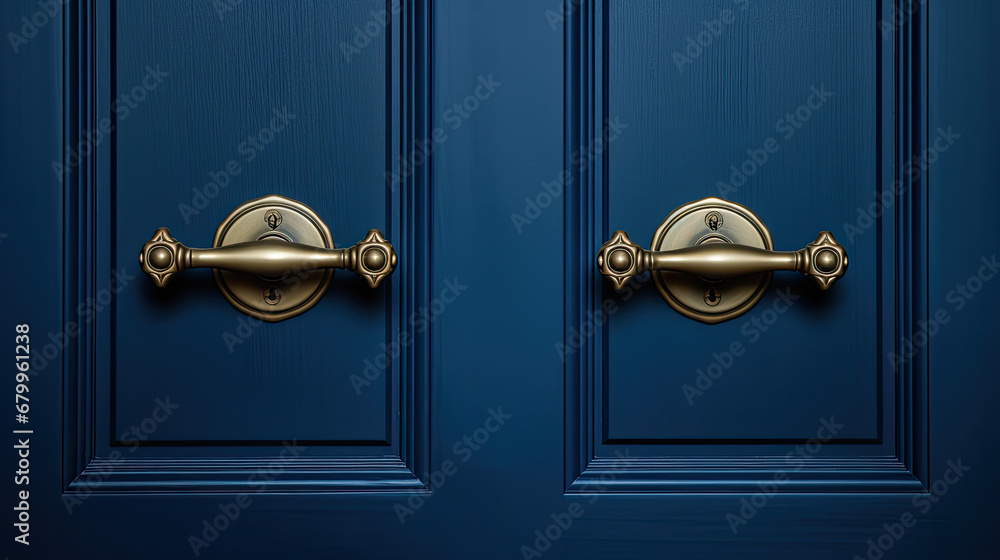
[704, 287, 721, 307]
[705, 211, 723, 231]
[597, 197, 847, 323]
[264, 209, 282, 229]
[263, 287, 282, 305]
[139, 195, 397, 322]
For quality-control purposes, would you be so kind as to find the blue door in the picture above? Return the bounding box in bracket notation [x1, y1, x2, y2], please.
[3, 0, 998, 558]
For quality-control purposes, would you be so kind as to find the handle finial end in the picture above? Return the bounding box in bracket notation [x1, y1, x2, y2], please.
[349, 229, 398, 288]
[598, 230, 643, 290]
[139, 228, 188, 287]
[800, 231, 848, 290]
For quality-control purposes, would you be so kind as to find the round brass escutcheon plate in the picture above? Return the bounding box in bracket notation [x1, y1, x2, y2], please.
[212, 195, 334, 322]
[651, 198, 773, 324]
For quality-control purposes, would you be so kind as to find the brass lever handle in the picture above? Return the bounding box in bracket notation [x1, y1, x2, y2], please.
[137, 195, 396, 322]
[596, 198, 848, 323]
[140, 227, 397, 288]
[598, 230, 847, 290]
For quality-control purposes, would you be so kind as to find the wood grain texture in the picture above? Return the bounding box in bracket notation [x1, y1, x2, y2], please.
[605, 0, 880, 441]
[113, 0, 389, 442]
[59, 0, 431, 494]
[565, 0, 926, 494]
[8, 0, 997, 557]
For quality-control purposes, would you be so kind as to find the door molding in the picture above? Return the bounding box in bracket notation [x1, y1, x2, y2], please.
[62, 0, 433, 493]
[563, 0, 929, 493]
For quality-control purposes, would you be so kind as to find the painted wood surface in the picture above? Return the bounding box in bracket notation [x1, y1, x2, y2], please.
[0, 0, 997, 558]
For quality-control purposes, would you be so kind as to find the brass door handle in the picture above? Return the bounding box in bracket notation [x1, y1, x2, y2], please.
[139, 195, 397, 322]
[598, 230, 846, 288]
[141, 228, 396, 287]
[597, 198, 848, 323]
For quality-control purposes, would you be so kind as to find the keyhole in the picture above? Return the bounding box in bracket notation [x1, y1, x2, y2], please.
[705, 211, 723, 231]
[704, 287, 721, 307]
[264, 209, 282, 230]
[264, 287, 281, 305]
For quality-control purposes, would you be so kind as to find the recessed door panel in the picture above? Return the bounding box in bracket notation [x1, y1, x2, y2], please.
[605, 0, 880, 441]
[112, 0, 389, 443]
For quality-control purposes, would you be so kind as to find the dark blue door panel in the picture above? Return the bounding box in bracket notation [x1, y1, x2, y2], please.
[51, 0, 431, 498]
[604, 0, 881, 443]
[2, 0, 998, 559]
[112, 0, 391, 444]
